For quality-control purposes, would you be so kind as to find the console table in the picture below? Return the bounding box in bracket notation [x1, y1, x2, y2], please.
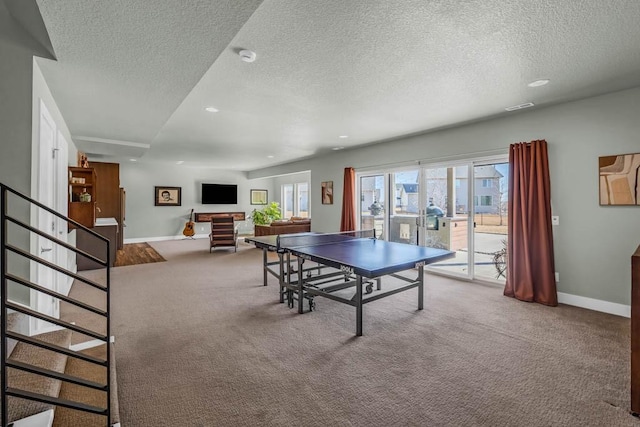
[195, 212, 245, 222]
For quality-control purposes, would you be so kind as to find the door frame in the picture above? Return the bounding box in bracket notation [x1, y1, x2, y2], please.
[29, 99, 67, 334]
[356, 153, 508, 284]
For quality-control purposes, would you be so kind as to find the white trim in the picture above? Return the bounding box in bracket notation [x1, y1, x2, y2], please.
[557, 292, 630, 318]
[11, 409, 54, 427]
[124, 234, 209, 244]
[70, 337, 112, 352]
[73, 135, 150, 148]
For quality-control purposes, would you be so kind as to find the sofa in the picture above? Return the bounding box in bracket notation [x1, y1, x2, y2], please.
[254, 218, 311, 236]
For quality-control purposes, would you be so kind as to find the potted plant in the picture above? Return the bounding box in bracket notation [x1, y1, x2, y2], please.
[251, 201, 282, 225]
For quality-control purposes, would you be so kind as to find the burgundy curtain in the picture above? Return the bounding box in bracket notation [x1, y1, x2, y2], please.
[504, 140, 557, 306]
[340, 167, 356, 232]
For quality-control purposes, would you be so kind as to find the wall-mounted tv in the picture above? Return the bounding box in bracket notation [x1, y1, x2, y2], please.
[202, 183, 237, 204]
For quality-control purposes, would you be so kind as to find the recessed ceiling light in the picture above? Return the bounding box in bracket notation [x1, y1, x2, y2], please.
[129, 159, 137, 162]
[176, 161, 184, 165]
[239, 49, 256, 63]
[205, 107, 219, 113]
[339, 135, 349, 139]
[267, 155, 274, 159]
[332, 147, 344, 151]
[505, 102, 535, 112]
[527, 79, 549, 87]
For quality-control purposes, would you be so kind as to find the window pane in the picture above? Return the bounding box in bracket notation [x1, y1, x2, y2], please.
[360, 175, 385, 239]
[297, 183, 309, 218]
[282, 184, 294, 219]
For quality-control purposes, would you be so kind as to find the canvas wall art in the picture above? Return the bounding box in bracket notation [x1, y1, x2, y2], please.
[599, 152, 640, 205]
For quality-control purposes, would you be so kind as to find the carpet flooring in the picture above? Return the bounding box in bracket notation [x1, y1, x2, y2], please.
[114, 242, 166, 267]
[77, 238, 636, 426]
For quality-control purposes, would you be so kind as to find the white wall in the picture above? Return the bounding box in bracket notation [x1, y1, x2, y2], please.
[120, 163, 275, 239]
[249, 87, 640, 307]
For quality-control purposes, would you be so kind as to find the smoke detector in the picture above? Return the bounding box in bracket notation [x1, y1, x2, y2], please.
[239, 50, 256, 63]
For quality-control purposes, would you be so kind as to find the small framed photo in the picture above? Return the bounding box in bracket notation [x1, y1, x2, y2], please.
[321, 181, 333, 205]
[250, 189, 268, 205]
[155, 186, 181, 206]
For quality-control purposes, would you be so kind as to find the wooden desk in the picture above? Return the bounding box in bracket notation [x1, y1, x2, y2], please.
[195, 212, 245, 222]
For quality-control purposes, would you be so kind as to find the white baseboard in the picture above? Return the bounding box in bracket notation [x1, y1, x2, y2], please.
[124, 234, 208, 244]
[558, 292, 630, 318]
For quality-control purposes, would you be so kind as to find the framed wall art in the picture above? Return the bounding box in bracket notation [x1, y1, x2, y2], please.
[321, 181, 333, 205]
[250, 189, 268, 205]
[155, 186, 182, 206]
[599, 152, 640, 206]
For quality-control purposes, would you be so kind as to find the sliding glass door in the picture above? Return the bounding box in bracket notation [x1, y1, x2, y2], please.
[359, 174, 386, 240]
[472, 162, 509, 283]
[389, 169, 420, 244]
[421, 164, 471, 279]
[357, 155, 508, 284]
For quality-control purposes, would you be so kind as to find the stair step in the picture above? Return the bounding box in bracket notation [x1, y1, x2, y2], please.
[53, 343, 120, 427]
[6, 311, 28, 356]
[2, 329, 72, 423]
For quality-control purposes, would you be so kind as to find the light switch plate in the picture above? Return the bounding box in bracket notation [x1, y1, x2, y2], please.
[551, 216, 560, 225]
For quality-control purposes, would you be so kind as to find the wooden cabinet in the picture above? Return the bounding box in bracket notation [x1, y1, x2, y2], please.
[76, 220, 118, 270]
[91, 162, 125, 250]
[68, 167, 96, 228]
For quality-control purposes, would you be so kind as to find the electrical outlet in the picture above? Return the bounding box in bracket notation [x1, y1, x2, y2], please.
[551, 216, 560, 225]
[555, 272, 560, 283]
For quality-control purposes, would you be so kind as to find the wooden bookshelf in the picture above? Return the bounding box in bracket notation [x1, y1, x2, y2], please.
[68, 167, 96, 228]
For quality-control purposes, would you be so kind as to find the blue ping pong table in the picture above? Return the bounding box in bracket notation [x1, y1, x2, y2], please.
[246, 231, 454, 336]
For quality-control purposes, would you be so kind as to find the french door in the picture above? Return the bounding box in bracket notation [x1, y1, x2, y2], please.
[357, 156, 508, 283]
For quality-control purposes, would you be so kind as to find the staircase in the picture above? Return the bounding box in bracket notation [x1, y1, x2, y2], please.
[1, 183, 118, 426]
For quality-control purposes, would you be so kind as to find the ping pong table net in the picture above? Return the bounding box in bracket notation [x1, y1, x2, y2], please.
[276, 229, 376, 249]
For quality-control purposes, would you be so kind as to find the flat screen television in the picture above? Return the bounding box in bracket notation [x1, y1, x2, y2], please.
[202, 183, 237, 204]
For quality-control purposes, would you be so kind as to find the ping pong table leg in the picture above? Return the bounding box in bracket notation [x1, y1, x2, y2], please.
[418, 265, 424, 310]
[262, 248, 268, 286]
[278, 253, 285, 302]
[356, 275, 363, 336]
[297, 256, 304, 314]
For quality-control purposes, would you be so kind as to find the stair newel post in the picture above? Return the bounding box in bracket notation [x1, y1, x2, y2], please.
[106, 239, 111, 427]
[1, 185, 8, 427]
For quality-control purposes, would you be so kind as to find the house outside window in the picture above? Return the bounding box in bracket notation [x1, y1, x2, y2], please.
[482, 179, 492, 188]
[474, 195, 492, 206]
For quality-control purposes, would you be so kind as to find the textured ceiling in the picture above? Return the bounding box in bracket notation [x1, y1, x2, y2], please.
[35, 0, 640, 171]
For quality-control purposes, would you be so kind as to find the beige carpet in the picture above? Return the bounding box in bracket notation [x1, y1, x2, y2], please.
[74, 238, 636, 426]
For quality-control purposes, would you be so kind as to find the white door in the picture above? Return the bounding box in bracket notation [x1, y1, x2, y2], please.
[55, 130, 70, 295]
[33, 101, 60, 332]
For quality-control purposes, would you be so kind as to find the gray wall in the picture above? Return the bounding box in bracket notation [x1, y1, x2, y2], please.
[249, 87, 640, 306]
[120, 163, 275, 239]
[0, 3, 55, 304]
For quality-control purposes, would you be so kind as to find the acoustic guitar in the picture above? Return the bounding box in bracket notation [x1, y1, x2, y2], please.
[183, 209, 195, 237]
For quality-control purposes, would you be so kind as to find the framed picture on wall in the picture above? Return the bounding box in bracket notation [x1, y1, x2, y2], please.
[321, 181, 333, 205]
[599, 152, 640, 206]
[155, 186, 181, 206]
[250, 189, 268, 205]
